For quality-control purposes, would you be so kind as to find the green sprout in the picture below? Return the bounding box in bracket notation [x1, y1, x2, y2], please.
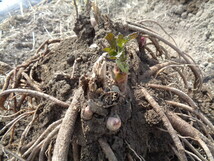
[103, 32, 138, 73]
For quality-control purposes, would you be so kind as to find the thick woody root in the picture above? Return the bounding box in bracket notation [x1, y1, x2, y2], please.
[0, 88, 67, 160]
[52, 87, 83, 161]
[0, 111, 63, 160]
[141, 61, 177, 78]
[0, 13, 212, 161]
[166, 100, 214, 132]
[98, 138, 118, 161]
[0, 111, 34, 142]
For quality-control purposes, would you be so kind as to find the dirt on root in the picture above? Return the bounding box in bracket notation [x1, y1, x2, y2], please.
[0, 9, 214, 161]
[30, 35, 172, 161]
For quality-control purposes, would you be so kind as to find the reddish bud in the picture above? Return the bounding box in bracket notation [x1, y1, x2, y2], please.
[81, 106, 93, 120]
[106, 116, 121, 131]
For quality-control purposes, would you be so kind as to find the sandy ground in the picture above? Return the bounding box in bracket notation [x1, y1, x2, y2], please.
[0, 0, 213, 93]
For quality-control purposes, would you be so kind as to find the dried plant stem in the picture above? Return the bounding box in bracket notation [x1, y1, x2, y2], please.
[166, 101, 214, 132]
[1, 111, 33, 142]
[148, 84, 198, 109]
[39, 125, 61, 161]
[0, 111, 34, 135]
[172, 67, 189, 89]
[71, 60, 77, 79]
[98, 138, 118, 161]
[2, 70, 13, 90]
[142, 62, 177, 78]
[0, 110, 25, 118]
[22, 72, 41, 91]
[140, 87, 187, 161]
[182, 138, 207, 161]
[52, 87, 83, 161]
[22, 119, 62, 157]
[0, 144, 25, 161]
[18, 105, 42, 153]
[0, 88, 69, 108]
[26, 141, 43, 161]
[127, 23, 202, 89]
[73, 0, 78, 18]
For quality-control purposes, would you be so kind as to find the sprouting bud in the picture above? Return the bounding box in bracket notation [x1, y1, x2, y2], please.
[106, 115, 121, 131]
[81, 106, 93, 120]
[90, 17, 97, 27]
[140, 36, 146, 46]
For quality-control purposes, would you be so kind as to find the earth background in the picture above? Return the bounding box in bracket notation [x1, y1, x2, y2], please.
[0, 0, 213, 160]
[0, 0, 213, 92]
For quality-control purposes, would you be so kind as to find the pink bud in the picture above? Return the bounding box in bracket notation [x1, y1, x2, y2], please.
[81, 106, 93, 120]
[140, 36, 146, 46]
[106, 116, 121, 131]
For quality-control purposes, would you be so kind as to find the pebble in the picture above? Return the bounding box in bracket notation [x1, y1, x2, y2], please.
[181, 12, 188, 19]
[171, 5, 185, 16]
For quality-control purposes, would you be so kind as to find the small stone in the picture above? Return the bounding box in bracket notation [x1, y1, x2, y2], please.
[204, 31, 211, 40]
[181, 12, 188, 19]
[89, 43, 98, 49]
[203, 62, 208, 67]
[188, 13, 194, 18]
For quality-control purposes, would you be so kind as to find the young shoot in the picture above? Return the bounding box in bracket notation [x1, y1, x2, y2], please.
[103, 32, 138, 73]
[103, 32, 138, 93]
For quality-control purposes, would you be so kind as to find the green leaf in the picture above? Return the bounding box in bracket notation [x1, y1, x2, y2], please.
[109, 56, 117, 60]
[103, 32, 137, 73]
[105, 33, 116, 49]
[108, 51, 118, 57]
[127, 32, 138, 41]
[116, 59, 129, 73]
[117, 34, 127, 48]
[103, 48, 117, 57]
[103, 47, 112, 52]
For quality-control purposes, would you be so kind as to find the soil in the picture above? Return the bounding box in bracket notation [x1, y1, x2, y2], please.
[0, 0, 213, 92]
[0, 0, 213, 161]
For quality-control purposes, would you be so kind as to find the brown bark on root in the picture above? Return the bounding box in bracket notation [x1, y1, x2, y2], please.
[52, 87, 83, 161]
[166, 111, 214, 161]
[140, 87, 188, 161]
